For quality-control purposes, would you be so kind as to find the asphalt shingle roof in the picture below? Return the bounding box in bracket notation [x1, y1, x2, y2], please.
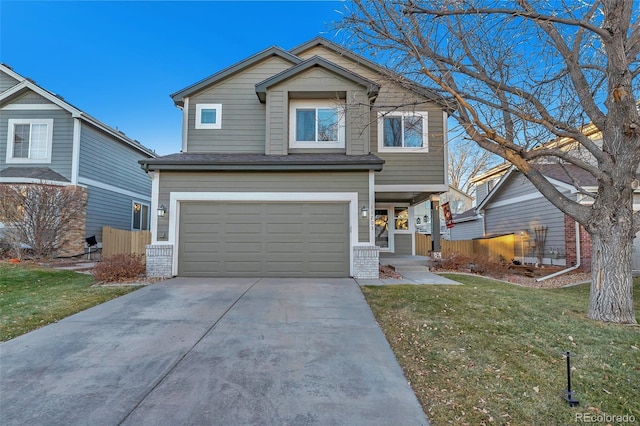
[0, 167, 70, 182]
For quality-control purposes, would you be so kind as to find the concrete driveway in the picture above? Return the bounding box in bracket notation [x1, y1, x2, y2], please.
[0, 278, 429, 426]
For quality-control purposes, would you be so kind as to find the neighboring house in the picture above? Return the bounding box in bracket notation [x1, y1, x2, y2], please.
[475, 163, 598, 269]
[141, 37, 450, 279]
[415, 185, 473, 238]
[0, 64, 156, 256]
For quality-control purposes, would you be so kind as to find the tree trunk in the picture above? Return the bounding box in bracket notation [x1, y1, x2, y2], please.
[588, 231, 637, 324]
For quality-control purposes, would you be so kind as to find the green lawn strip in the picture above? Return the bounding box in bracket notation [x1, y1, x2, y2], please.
[0, 264, 140, 342]
[362, 276, 640, 425]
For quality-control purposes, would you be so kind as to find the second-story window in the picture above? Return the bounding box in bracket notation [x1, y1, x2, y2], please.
[6, 119, 54, 164]
[289, 100, 345, 149]
[195, 104, 222, 129]
[377, 112, 428, 152]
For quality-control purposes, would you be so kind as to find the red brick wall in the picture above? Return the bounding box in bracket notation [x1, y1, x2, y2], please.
[564, 215, 592, 271]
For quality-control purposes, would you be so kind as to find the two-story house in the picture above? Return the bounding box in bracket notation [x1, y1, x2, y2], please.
[141, 37, 450, 279]
[0, 64, 156, 256]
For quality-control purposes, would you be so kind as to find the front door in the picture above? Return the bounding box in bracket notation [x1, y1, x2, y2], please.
[375, 208, 392, 251]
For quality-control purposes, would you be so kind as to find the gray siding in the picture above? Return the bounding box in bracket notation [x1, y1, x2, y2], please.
[78, 123, 152, 196]
[449, 217, 484, 240]
[266, 90, 286, 155]
[12, 92, 52, 105]
[490, 172, 541, 202]
[298, 45, 447, 187]
[85, 184, 149, 241]
[371, 101, 446, 186]
[483, 173, 569, 258]
[264, 67, 369, 156]
[0, 107, 74, 179]
[475, 182, 489, 205]
[395, 233, 413, 255]
[158, 171, 370, 242]
[187, 57, 293, 153]
[0, 71, 20, 92]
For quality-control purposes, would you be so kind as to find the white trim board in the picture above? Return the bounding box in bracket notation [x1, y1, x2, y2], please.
[0, 177, 80, 186]
[78, 177, 151, 202]
[167, 191, 360, 277]
[375, 184, 449, 192]
[71, 118, 81, 184]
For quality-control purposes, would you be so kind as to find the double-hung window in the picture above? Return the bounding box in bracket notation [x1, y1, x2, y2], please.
[377, 112, 428, 152]
[6, 119, 54, 163]
[289, 100, 345, 149]
[195, 104, 222, 129]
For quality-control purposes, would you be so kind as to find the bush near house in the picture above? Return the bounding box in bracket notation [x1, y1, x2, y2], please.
[0, 184, 87, 259]
[92, 254, 146, 282]
[431, 252, 510, 278]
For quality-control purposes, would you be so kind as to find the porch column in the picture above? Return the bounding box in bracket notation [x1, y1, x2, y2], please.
[431, 200, 441, 252]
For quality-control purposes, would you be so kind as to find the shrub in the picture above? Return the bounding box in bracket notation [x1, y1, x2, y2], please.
[432, 252, 509, 278]
[93, 254, 146, 282]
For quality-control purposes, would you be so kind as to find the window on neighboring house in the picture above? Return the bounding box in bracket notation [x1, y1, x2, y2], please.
[195, 104, 222, 129]
[289, 100, 345, 148]
[6, 119, 54, 163]
[132, 202, 149, 231]
[377, 112, 428, 152]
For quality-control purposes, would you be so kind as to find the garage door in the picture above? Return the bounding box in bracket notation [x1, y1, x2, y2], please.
[178, 202, 350, 277]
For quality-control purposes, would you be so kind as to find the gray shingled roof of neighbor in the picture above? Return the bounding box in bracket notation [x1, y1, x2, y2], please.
[140, 153, 385, 172]
[533, 163, 599, 187]
[0, 167, 70, 182]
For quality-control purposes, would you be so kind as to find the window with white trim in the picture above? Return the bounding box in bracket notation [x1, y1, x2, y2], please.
[377, 112, 428, 152]
[289, 99, 345, 148]
[195, 104, 222, 129]
[132, 202, 149, 231]
[6, 119, 54, 163]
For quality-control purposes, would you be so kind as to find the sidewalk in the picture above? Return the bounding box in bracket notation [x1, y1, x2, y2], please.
[356, 254, 461, 286]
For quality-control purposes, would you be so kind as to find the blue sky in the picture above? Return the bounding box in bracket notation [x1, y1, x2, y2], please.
[0, 1, 346, 155]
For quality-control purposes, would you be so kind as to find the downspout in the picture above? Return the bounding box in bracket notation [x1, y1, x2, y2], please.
[537, 221, 581, 282]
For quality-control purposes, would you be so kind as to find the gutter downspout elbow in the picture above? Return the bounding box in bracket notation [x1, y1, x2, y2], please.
[537, 221, 581, 282]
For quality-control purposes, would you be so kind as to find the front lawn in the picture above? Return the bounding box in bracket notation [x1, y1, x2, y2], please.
[362, 276, 640, 425]
[0, 263, 140, 342]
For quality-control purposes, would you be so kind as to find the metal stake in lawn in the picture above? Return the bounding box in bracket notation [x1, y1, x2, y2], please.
[563, 351, 579, 407]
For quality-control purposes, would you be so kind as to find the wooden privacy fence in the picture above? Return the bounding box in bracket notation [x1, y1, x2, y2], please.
[414, 232, 515, 261]
[415, 233, 432, 256]
[101, 226, 151, 258]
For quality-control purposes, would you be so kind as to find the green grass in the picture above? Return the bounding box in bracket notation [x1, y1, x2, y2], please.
[362, 276, 640, 425]
[0, 263, 140, 342]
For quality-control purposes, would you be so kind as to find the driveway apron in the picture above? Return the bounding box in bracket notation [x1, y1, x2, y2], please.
[0, 277, 428, 426]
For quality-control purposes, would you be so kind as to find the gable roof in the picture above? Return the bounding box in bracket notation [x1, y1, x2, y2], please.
[290, 37, 389, 76]
[0, 64, 156, 158]
[255, 55, 380, 103]
[0, 167, 70, 183]
[290, 37, 453, 111]
[476, 163, 598, 211]
[170, 47, 301, 106]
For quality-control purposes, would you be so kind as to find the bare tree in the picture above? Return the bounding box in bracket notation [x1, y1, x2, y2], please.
[341, 0, 640, 323]
[448, 126, 500, 194]
[0, 184, 87, 259]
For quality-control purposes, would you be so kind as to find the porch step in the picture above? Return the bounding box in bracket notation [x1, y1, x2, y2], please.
[392, 265, 432, 272]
